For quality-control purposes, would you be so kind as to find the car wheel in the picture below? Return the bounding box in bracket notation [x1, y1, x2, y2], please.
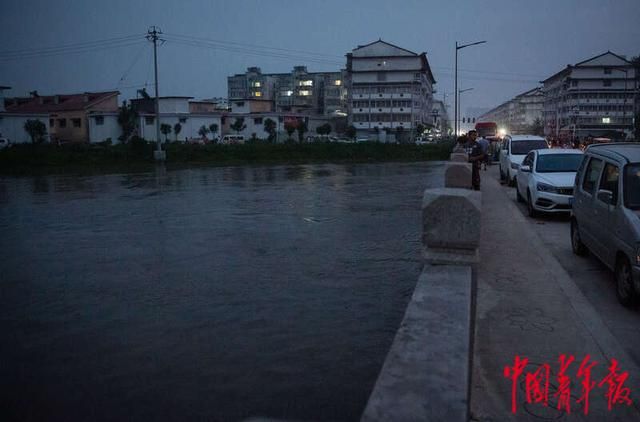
[516, 185, 524, 203]
[527, 190, 537, 217]
[615, 257, 637, 307]
[570, 220, 587, 256]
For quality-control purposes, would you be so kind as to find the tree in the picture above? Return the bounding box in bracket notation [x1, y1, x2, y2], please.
[117, 101, 138, 143]
[284, 120, 297, 141]
[263, 118, 277, 142]
[530, 118, 544, 136]
[160, 123, 172, 142]
[296, 120, 308, 142]
[209, 123, 219, 142]
[230, 117, 246, 135]
[23, 119, 47, 144]
[316, 123, 331, 137]
[415, 123, 425, 137]
[173, 123, 182, 141]
[198, 125, 210, 140]
[345, 125, 356, 140]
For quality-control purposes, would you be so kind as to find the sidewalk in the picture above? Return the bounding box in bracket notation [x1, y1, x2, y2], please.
[470, 166, 640, 421]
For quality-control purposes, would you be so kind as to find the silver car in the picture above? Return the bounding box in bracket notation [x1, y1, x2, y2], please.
[571, 143, 640, 306]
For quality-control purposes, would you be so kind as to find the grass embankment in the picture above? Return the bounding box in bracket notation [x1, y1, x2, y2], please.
[0, 139, 454, 175]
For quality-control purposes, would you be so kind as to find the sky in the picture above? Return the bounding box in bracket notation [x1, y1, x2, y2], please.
[1, 0, 639, 116]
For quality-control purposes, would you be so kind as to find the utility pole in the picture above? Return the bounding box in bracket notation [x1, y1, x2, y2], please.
[147, 26, 166, 161]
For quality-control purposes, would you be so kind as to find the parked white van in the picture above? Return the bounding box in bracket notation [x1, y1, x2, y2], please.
[221, 135, 245, 145]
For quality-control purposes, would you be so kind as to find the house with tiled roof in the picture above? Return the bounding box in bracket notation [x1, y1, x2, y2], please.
[0, 86, 49, 144]
[4, 90, 119, 143]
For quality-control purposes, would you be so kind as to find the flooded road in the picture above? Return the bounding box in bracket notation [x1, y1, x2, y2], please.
[1, 162, 443, 421]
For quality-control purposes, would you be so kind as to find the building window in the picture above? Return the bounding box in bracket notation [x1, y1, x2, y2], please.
[334, 80, 341, 86]
[145, 116, 155, 125]
[571, 80, 578, 87]
[72, 118, 81, 128]
[179, 117, 187, 123]
[58, 118, 66, 128]
[49, 119, 54, 127]
[298, 80, 313, 86]
[254, 117, 263, 124]
[377, 72, 386, 82]
[235, 101, 245, 107]
[603, 80, 612, 87]
[95, 116, 104, 125]
[253, 91, 262, 97]
[602, 117, 611, 124]
[251, 81, 261, 87]
[604, 68, 612, 74]
[298, 90, 312, 96]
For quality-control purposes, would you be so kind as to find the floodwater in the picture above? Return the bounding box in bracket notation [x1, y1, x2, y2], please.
[0, 162, 443, 421]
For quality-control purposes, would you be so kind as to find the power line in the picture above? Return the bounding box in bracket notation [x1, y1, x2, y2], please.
[0, 40, 146, 62]
[0, 34, 142, 57]
[165, 32, 343, 60]
[165, 37, 344, 67]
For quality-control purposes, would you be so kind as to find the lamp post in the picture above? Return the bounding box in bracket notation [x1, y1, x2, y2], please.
[455, 40, 486, 137]
[458, 87, 474, 134]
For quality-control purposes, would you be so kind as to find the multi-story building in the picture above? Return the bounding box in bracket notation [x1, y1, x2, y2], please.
[227, 66, 346, 116]
[480, 87, 544, 134]
[345, 39, 436, 139]
[541, 51, 636, 140]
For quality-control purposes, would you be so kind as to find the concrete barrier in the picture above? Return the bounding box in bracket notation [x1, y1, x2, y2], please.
[362, 180, 480, 422]
[444, 162, 472, 189]
[422, 188, 481, 265]
[449, 152, 468, 162]
[361, 265, 474, 421]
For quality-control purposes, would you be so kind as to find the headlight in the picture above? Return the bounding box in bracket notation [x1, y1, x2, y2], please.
[511, 163, 520, 170]
[537, 183, 559, 193]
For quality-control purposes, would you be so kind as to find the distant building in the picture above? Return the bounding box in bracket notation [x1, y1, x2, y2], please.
[3, 90, 118, 143]
[131, 96, 222, 142]
[345, 39, 436, 139]
[431, 100, 449, 134]
[541, 51, 637, 139]
[227, 66, 346, 116]
[479, 87, 544, 134]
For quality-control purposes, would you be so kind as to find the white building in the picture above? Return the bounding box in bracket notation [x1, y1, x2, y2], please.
[431, 100, 449, 135]
[480, 87, 544, 134]
[131, 97, 223, 142]
[346, 39, 436, 140]
[541, 51, 637, 140]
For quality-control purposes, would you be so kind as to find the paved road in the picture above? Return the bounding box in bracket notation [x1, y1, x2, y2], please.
[494, 166, 640, 368]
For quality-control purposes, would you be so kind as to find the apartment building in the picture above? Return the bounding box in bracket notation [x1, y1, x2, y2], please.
[541, 51, 636, 139]
[227, 66, 346, 116]
[346, 39, 436, 138]
[480, 87, 544, 134]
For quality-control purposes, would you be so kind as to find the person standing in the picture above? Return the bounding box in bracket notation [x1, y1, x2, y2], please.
[467, 130, 485, 190]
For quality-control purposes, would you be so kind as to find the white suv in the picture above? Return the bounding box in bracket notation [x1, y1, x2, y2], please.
[499, 135, 549, 186]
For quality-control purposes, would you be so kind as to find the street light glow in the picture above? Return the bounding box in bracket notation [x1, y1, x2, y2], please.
[498, 128, 507, 137]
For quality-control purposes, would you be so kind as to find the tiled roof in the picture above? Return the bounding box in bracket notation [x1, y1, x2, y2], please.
[4, 91, 119, 114]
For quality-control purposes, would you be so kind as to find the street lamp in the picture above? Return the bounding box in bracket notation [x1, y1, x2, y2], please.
[458, 87, 474, 135]
[455, 40, 486, 137]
